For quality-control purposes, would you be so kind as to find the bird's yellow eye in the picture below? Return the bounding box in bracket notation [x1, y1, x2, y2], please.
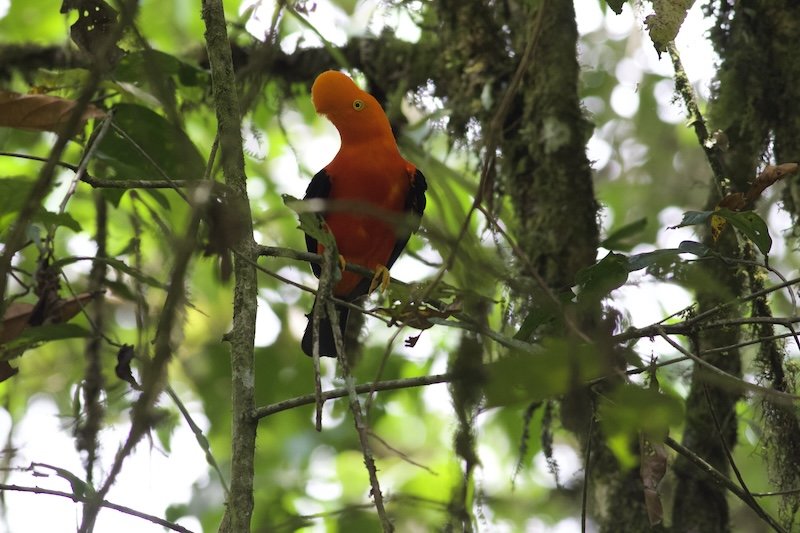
[352, 99, 365, 111]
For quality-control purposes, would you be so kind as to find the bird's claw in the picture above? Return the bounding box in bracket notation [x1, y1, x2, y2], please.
[369, 265, 390, 294]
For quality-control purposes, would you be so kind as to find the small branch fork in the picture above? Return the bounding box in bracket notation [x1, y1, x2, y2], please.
[303, 225, 393, 530]
[327, 299, 393, 532]
[0, 483, 193, 533]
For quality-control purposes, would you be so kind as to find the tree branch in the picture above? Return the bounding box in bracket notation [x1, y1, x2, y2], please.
[253, 373, 453, 420]
[0, 483, 193, 533]
[665, 438, 787, 533]
[326, 299, 392, 532]
[200, 0, 258, 531]
[656, 328, 800, 403]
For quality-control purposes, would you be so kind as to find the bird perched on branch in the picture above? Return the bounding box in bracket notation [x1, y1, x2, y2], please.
[301, 70, 427, 358]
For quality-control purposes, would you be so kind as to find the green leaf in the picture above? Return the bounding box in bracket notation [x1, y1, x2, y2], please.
[95, 103, 206, 183]
[115, 50, 209, 88]
[51, 256, 168, 291]
[0, 179, 81, 237]
[155, 410, 179, 452]
[600, 217, 647, 250]
[97, 257, 169, 290]
[484, 339, 604, 407]
[513, 290, 574, 340]
[145, 188, 171, 210]
[598, 383, 684, 441]
[165, 504, 189, 524]
[283, 194, 337, 250]
[575, 251, 629, 301]
[33, 464, 90, 499]
[668, 208, 771, 256]
[627, 248, 679, 272]
[4, 324, 92, 350]
[0, 177, 33, 232]
[606, 0, 627, 15]
[35, 210, 82, 233]
[101, 188, 126, 207]
[715, 208, 772, 256]
[111, 237, 138, 257]
[104, 279, 138, 302]
[677, 240, 711, 256]
[627, 240, 712, 272]
[669, 210, 712, 228]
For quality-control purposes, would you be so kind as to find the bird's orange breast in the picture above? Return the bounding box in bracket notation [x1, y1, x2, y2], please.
[321, 147, 414, 296]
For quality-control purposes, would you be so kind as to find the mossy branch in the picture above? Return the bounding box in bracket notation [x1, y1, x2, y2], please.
[201, 0, 259, 531]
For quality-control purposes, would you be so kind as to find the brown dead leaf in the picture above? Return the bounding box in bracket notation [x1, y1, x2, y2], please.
[0, 302, 35, 344]
[0, 292, 97, 344]
[51, 292, 97, 324]
[0, 91, 105, 133]
[0, 361, 18, 383]
[718, 192, 746, 211]
[377, 300, 462, 330]
[640, 432, 668, 526]
[0, 293, 97, 384]
[745, 163, 799, 203]
[0, 302, 34, 384]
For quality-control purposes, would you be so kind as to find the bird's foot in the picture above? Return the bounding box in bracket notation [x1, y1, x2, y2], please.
[369, 265, 390, 293]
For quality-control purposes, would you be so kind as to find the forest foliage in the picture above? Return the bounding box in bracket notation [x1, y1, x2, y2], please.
[1, 0, 800, 532]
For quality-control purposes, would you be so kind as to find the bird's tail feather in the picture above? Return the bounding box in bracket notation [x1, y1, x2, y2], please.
[302, 303, 349, 358]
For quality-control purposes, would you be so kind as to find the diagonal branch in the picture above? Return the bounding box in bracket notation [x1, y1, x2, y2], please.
[326, 300, 393, 532]
[665, 437, 787, 533]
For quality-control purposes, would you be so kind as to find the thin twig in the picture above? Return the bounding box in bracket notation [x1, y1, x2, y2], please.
[664, 437, 787, 533]
[0, 148, 194, 205]
[165, 386, 229, 497]
[76, 190, 109, 485]
[667, 42, 727, 193]
[702, 385, 761, 514]
[615, 302, 800, 343]
[312, 240, 339, 432]
[258, 244, 541, 350]
[57, 115, 113, 216]
[366, 327, 404, 416]
[368, 430, 438, 475]
[753, 488, 800, 498]
[476, 203, 592, 343]
[78, 197, 204, 533]
[0, 484, 193, 533]
[327, 300, 393, 531]
[700, 332, 800, 357]
[581, 413, 594, 533]
[109, 123, 190, 202]
[252, 373, 454, 420]
[656, 328, 800, 403]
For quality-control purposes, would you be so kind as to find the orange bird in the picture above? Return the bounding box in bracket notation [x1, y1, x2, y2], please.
[302, 70, 427, 357]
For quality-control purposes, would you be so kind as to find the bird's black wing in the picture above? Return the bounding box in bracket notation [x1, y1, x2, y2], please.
[386, 169, 427, 269]
[303, 169, 332, 278]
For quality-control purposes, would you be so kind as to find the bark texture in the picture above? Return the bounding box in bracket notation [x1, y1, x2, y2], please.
[673, 1, 800, 531]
